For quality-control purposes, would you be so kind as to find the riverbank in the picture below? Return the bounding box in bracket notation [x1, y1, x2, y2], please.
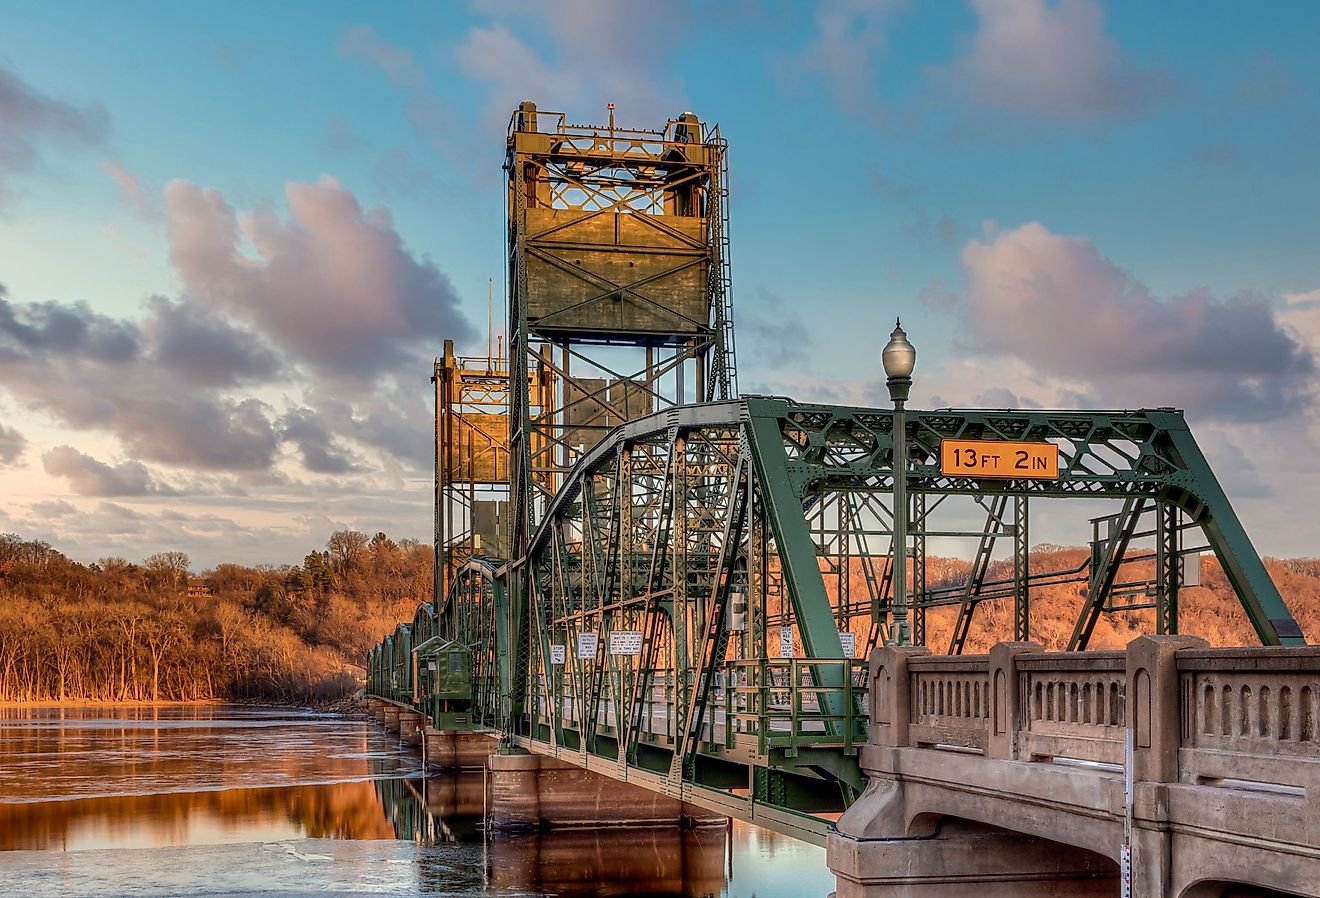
[0, 699, 224, 710]
[2, 695, 366, 716]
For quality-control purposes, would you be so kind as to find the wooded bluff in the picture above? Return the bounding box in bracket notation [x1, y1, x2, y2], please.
[0, 530, 1316, 704]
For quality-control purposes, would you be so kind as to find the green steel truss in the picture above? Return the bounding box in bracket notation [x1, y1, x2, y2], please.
[368, 396, 1302, 830]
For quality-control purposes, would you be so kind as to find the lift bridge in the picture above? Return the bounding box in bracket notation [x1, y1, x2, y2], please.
[366, 103, 1304, 843]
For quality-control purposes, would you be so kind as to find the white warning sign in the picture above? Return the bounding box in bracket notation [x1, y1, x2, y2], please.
[779, 626, 794, 658]
[576, 632, 599, 659]
[838, 630, 856, 658]
[549, 644, 566, 665]
[609, 630, 643, 656]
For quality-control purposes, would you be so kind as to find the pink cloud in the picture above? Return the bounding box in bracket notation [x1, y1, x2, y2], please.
[100, 160, 157, 218]
[339, 25, 425, 88]
[164, 176, 472, 383]
[943, 0, 1171, 122]
[958, 222, 1315, 421]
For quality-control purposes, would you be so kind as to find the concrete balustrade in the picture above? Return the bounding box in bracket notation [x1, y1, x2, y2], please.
[832, 636, 1320, 898]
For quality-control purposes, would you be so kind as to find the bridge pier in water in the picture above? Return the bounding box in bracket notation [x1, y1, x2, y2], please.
[399, 711, 425, 746]
[368, 706, 725, 832]
[486, 753, 722, 830]
[422, 730, 494, 769]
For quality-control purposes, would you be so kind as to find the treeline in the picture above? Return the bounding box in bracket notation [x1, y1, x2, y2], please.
[852, 548, 1320, 653]
[2, 530, 1316, 706]
[0, 531, 430, 704]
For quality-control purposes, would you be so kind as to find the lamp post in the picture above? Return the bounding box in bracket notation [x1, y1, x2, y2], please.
[883, 320, 916, 646]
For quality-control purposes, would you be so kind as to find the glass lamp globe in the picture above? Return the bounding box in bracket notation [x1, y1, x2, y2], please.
[882, 320, 916, 379]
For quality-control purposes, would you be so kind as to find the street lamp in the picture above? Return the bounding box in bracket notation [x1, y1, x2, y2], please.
[883, 320, 916, 646]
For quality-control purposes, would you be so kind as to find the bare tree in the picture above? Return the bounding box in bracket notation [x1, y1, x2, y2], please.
[326, 530, 368, 577]
[144, 551, 191, 592]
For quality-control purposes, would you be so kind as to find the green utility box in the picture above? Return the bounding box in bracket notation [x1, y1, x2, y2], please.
[413, 637, 474, 731]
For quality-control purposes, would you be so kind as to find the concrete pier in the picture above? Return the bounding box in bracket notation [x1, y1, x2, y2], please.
[380, 704, 401, 732]
[829, 817, 1116, 898]
[364, 698, 384, 722]
[485, 753, 722, 830]
[399, 711, 425, 746]
[423, 730, 495, 769]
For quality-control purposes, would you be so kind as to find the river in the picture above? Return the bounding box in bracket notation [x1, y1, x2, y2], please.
[0, 705, 837, 897]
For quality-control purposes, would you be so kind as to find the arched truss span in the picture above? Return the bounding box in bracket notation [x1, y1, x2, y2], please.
[498, 397, 1301, 813]
[371, 396, 1301, 830]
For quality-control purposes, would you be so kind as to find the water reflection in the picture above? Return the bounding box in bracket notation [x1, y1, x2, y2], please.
[0, 705, 416, 804]
[0, 707, 837, 898]
[374, 767, 728, 897]
[0, 780, 397, 850]
[376, 768, 485, 842]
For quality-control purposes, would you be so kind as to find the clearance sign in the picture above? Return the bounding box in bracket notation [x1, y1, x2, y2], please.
[940, 439, 1060, 481]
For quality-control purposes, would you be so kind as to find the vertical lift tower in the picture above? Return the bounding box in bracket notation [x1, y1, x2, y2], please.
[502, 101, 737, 727]
[507, 101, 736, 547]
[433, 102, 738, 709]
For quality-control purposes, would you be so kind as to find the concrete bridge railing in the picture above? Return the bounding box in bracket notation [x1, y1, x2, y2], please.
[833, 636, 1320, 898]
[872, 638, 1320, 787]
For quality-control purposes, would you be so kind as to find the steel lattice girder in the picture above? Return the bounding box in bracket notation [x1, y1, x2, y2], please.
[522, 396, 1301, 657]
[749, 397, 1301, 645]
[396, 395, 1302, 824]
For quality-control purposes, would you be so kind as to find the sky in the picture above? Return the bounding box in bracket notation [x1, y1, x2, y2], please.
[0, 0, 1317, 569]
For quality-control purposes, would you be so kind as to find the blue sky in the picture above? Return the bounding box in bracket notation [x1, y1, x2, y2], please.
[1, 0, 1317, 566]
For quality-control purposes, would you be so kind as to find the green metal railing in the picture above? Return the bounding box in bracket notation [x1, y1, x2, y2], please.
[723, 658, 869, 758]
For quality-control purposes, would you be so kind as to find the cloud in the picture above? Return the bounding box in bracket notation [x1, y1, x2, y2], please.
[0, 287, 138, 363]
[455, 1, 688, 128]
[164, 176, 472, 383]
[42, 445, 178, 497]
[1280, 290, 1320, 364]
[1197, 429, 1271, 500]
[140, 295, 282, 388]
[919, 276, 960, 312]
[117, 395, 281, 471]
[0, 422, 26, 465]
[100, 160, 158, 218]
[309, 388, 434, 469]
[907, 212, 960, 251]
[15, 487, 433, 568]
[0, 172, 461, 481]
[0, 64, 107, 198]
[1229, 55, 1299, 110]
[0, 287, 284, 471]
[941, 0, 1171, 123]
[279, 407, 362, 474]
[340, 24, 425, 89]
[958, 222, 1316, 421]
[737, 288, 815, 368]
[30, 498, 77, 518]
[788, 0, 903, 116]
[454, 23, 573, 118]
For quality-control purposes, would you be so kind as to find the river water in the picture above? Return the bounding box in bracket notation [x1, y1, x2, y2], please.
[0, 705, 836, 897]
